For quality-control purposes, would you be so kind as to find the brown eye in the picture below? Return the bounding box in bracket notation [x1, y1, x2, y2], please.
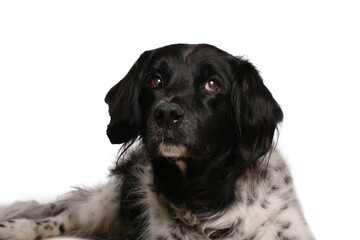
[205, 80, 220, 91]
[151, 78, 162, 89]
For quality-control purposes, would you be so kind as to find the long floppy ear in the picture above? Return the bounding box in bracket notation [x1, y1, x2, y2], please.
[105, 51, 152, 144]
[232, 58, 283, 163]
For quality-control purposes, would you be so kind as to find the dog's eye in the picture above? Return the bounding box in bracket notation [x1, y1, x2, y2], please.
[205, 80, 220, 92]
[150, 77, 162, 89]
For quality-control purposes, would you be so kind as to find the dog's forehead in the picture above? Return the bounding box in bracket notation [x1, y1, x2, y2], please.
[151, 44, 231, 61]
[148, 44, 234, 75]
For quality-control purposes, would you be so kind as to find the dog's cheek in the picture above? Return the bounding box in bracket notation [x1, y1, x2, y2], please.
[143, 119, 161, 155]
[139, 90, 156, 119]
[201, 101, 233, 152]
[139, 90, 158, 137]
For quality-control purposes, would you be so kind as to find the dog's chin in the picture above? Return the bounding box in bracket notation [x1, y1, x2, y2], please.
[158, 142, 187, 158]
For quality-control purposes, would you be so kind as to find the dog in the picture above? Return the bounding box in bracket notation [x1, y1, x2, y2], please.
[0, 44, 314, 240]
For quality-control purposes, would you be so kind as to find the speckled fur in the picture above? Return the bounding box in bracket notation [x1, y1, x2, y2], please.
[0, 148, 313, 240]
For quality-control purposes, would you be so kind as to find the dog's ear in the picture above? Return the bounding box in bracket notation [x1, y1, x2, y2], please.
[232, 58, 283, 163]
[105, 51, 152, 144]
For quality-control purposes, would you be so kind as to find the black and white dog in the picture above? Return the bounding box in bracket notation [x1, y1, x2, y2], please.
[0, 44, 314, 240]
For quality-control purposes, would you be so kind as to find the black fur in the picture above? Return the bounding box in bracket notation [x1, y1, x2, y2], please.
[107, 44, 283, 236]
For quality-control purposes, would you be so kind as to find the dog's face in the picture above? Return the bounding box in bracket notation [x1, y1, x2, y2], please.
[139, 45, 235, 160]
[105, 44, 283, 166]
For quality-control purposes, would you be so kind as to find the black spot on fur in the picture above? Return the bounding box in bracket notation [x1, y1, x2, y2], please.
[277, 230, 283, 237]
[0, 223, 5, 228]
[261, 200, 268, 209]
[59, 224, 65, 234]
[50, 203, 56, 209]
[282, 222, 291, 229]
[271, 185, 279, 192]
[34, 235, 42, 240]
[8, 220, 15, 223]
[280, 204, 289, 212]
[36, 221, 41, 226]
[284, 175, 291, 184]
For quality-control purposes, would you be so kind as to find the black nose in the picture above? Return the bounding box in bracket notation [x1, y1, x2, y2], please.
[154, 103, 184, 129]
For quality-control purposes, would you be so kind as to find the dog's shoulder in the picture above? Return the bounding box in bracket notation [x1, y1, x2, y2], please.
[229, 151, 314, 239]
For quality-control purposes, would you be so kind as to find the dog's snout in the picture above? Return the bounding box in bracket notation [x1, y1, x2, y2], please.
[154, 103, 184, 129]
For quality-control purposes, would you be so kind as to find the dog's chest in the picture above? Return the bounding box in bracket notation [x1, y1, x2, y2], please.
[132, 151, 309, 240]
[144, 197, 272, 240]
[139, 171, 274, 239]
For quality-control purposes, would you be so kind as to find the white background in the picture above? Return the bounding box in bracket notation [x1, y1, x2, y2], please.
[0, 1, 359, 239]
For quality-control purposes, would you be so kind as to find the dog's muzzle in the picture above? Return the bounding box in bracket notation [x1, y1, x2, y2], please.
[154, 102, 187, 158]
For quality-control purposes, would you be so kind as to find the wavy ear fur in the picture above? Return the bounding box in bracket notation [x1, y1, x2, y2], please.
[105, 51, 152, 144]
[232, 59, 283, 163]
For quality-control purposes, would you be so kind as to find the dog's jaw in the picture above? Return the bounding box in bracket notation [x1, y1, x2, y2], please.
[158, 142, 187, 158]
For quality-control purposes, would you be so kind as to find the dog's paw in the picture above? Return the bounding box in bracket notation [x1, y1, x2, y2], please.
[0, 218, 65, 240]
[0, 219, 39, 240]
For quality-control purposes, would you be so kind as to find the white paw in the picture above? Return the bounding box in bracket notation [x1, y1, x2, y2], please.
[0, 219, 38, 240]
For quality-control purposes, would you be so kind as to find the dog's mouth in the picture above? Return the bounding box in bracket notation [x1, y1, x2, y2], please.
[158, 138, 187, 158]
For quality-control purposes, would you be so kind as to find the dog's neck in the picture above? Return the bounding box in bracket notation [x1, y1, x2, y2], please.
[150, 152, 243, 239]
[151, 150, 241, 217]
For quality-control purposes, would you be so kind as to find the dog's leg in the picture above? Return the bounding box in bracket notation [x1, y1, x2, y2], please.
[0, 201, 58, 222]
[0, 211, 76, 240]
[0, 178, 120, 240]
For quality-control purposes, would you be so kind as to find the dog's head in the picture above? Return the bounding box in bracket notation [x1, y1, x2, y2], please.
[105, 44, 283, 166]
